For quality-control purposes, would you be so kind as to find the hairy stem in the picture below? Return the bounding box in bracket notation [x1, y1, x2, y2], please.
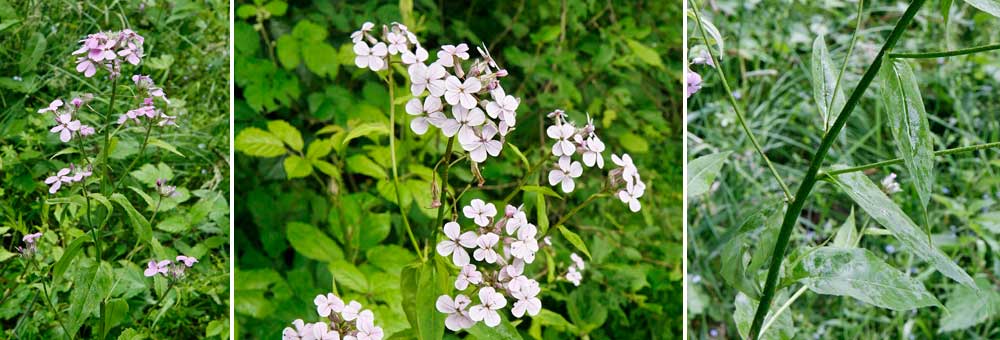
[889, 43, 1000, 59]
[690, 1, 794, 202]
[819, 141, 1000, 177]
[749, 1, 926, 338]
[387, 66, 422, 259]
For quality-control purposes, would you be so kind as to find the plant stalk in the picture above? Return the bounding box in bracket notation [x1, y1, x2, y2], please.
[31, 259, 71, 340]
[433, 136, 456, 238]
[819, 141, 1000, 177]
[748, 1, 926, 338]
[387, 65, 422, 259]
[889, 43, 1000, 59]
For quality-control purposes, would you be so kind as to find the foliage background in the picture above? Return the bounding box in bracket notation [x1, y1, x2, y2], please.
[687, 0, 1000, 338]
[233, 0, 681, 339]
[0, 0, 230, 338]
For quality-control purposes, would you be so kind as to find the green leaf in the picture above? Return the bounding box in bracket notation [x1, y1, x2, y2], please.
[939, 277, 1000, 332]
[794, 247, 941, 310]
[346, 154, 387, 179]
[52, 236, 91, 286]
[66, 261, 113, 337]
[283, 155, 314, 179]
[291, 20, 328, 41]
[879, 59, 934, 209]
[342, 122, 390, 146]
[520, 185, 562, 200]
[832, 169, 975, 288]
[156, 215, 190, 233]
[832, 209, 858, 248]
[733, 291, 795, 340]
[111, 193, 152, 246]
[811, 35, 846, 130]
[276, 35, 300, 69]
[235, 127, 286, 157]
[400, 259, 449, 340]
[625, 39, 664, 69]
[687, 151, 731, 197]
[963, 0, 1000, 18]
[148, 138, 185, 157]
[618, 132, 650, 154]
[720, 200, 783, 299]
[263, 0, 287, 16]
[466, 315, 524, 340]
[328, 260, 368, 292]
[267, 120, 304, 152]
[103, 298, 130, 338]
[286, 222, 343, 262]
[360, 212, 391, 249]
[306, 138, 335, 160]
[236, 4, 257, 18]
[690, 13, 725, 58]
[531, 309, 577, 334]
[557, 225, 591, 259]
[303, 43, 339, 78]
[117, 328, 145, 340]
[19, 31, 46, 73]
[536, 191, 549, 236]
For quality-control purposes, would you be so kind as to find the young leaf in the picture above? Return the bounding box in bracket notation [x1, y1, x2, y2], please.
[687, 151, 731, 198]
[794, 247, 941, 310]
[831, 209, 858, 248]
[302, 43, 339, 78]
[306, 138, 335, 160]
[276, 35, 300, 69]
[879, 59, 934, 209]
[235, 127, 286, 157]
[283, 155, 314, 179]
[111, 193, 152, 246]
[832, 169, 975, 288]
[557, 225, 591, 259]
[285, 222, 343, 262]
[811, 35, 846, 130]
[267, 120, 304, 152]
[962, 0, 1000, 18]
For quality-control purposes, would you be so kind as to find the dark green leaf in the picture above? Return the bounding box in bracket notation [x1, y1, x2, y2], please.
[286, 222, 343, 262]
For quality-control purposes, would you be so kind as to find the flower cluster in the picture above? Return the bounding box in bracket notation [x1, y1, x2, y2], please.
[118, 75, 174, 126]
[72, 29, 145, 78]
[38, 98, 96, 143]
[564, 253, 587, 286]
[43, 163, 93, 194]
[435, 200, 544, 330]
[610, 153, 646, 212]
[352, 22, 518, 164]
[16, 232, 43, 258]
[281, 293, 384, 340]
[143, 255, 198, 280]
[545, 110, 606, 193]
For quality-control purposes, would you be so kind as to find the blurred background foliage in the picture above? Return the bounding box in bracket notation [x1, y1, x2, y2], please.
[688, 0, 1000, 338]
[234, 0, 681, 339]
[0, 0, 230, 338]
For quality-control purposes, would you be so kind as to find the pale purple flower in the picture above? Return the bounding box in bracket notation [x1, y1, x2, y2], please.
[386, 31, 408, 55]
[401, 46, 428, 65]
[408, 62, 447, 96]
[455, 264, 483, 290]
[566, 266, 582, 286]
[176, 255, 198, 267]
[341, 300, 363, 321]
[686, 71, 703, 99]
[44, 167, 73, 194]
[611, 153, 639, 186]
[548, 156, 583, 193]
[436, 294, 476, 331]
[440, 105, 486, 141]
[469, 287, 507, 327]
[485, 87, 518, 125]
[308, 322, 340, 340]
[69, 164, 93, 182]
[509, 223, 539, 263]
[436, 221, 477, 266]
[504, 206, 528, 235]
[405, 96, 444, 135]
[354, 42, 388, 71]
[51, 113, 81, 142]
[618, 180, 645, 212]
[144, 259, 171, 277]
[546, 123, 576, 157]
[79, 125, 96, 136]
[473, 233, 500, 264]
[437, 43, 470, 67]
[443, 76, 482, 109]
[509, 276, 541, 318]
[463, 199, 497, 226]
[570, 253, 586, 270]
[881, 173, 901, 195]
[23, 232, 43, 244]
[282, 319, 312, 340]
[461, 124, 503, 163]
[38, 99, 63, 114]
[351, 22, 375, 44]
[314, 293, 345, 317]
[355, 317, 384, 340]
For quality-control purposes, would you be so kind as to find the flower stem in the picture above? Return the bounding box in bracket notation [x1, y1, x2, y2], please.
[101, 77, 119, 191]
[387, 66, 422, 260]
[111, 118, 155, 194]
[748, 1, 926, 339]
[501, 156, 548, 206]
[31, 259, 71, 340]
[690, 1, 794, 202]
[818, 141, 1000, 177]
[889, 43, 1000, 59]
[542, 192, 607, 237]
[825, 0, 864, 132]
[433, 136, 456, 237]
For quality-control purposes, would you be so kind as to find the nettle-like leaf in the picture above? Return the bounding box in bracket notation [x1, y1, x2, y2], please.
[963, 0, 1000, 18]
[793, 247, 941, 310]
[235, 127, 286, 157]
[879, 59, 934, 209]
[811, 35, 846, 131]
[275, 20, 339, 78]
[732, 291, 795, 340]
[687, 151, 731, 198]
[832, 169, 975, 288]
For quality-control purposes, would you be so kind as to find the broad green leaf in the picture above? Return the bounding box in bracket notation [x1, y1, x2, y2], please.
[939, 277, 1000, 332]
[879, 59, 934, 209]
[275, 35, 300, 69]
[346, 154, 387, 179]
[148, 138, 185, 157]
[833, 169, 975, 288]
[286, 222, 343, 262]
[366, 245, 416, 275]
[557, 225, 591, 259]
[313, 160, 341, 177]
[811, 35, 846, 130]
[66, 261, 113, 337]
[111, 193, 152, 245]
[117, 328, 145, 340]
[235, 127, 286, 157]
[291, 20, 328, 41]
[687, 151, 731, 197]
[974, 211, 1000, 234]
[263, 0, 287, 16]
[283, 155, 313, 179]
[342, 122, 390, 146]
[963, 0, 1000, 18]
[531, 309, 577, 334]
[721, 200, 783, 299]
[566, 284, 608, 333]
[520, 185, 562, 200]
[52, 236, 91, 286]
[306, 138, 335, 160]
[733, 291, 795, 340]
[303, 43, 339, 78]
[400, 259, 450, 340]
[466, 315, 523, 340]
[832, 209, 859, 248]
[103, 298, 130, 338]
[19, 31, 46, 73]
[328, 260, 368, 292]
[795, 247, 941, 310]
[625, 39, 664, 69]
[618, 132, 650, 153]
[236, 4, 256, 18]
[360, 212, 391, 249]
[267, 120, 304, 152]
[156, 215, 190, 233]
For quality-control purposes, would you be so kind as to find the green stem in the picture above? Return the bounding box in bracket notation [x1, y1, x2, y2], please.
[387, 66, 421, 259]
[825, 0, 864, 132]
[101, 77, 119, 191]
[758, 285, 809, 338]
[691, 1, 794, 202]
[111, 118, 155, 194]
[31, 259, 71, 340]
[889, 43, 1000, 59]
[433, 136, 456, 237]
[542, 192, 607, 237]
[748, 1, 926, 339]
[501, 156, 548, 205]
[819, 141, 1000, 177]
[75, 137, 100, 262]
[147, 282, 175, 331]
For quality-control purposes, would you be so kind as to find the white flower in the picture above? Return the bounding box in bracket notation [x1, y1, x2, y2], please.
[408, 62, 448, 96]
[618, 180, 645, 212]
[437, 43, 470, 67]
[881, 173, 902, 194]
[386, 31, 408, 55]
[570, 253, 586, 271]
[51, 113, 81, 143]
[436, 222, 478, 266]
[282, 319, 312, 340]
[440, 105, 486, 141]
[485, 87, 518, 124]
[579, 135, 606, 168]
[463, 199, 497, 226]
[509, 223, 538, 263]
[566, 266, 583, 286]
[548, 156, 583, 193]
[504, 207, 528, 235]
[354, 42, 388, 71]
[405, 96, 443, 135]
[473, 232, 500, 264]
[356, 309, 376, 326]
[461, 123, 503, 163]
[401, 46, 429, 65]
[351, 22, 374, 43]
[44, 167, 73, 194]
[355, 317, 384, 340]
[455, 264, 484, 290]
[509, 277, 541, 318]
[611, 153, 638, 186]
[309, 322, 341, 340]
[443, 76, 482, 109]
[547, 123, 576, 157]
[436, 294, 476, 331]
[314, 293, 345, 317]
[341, 300, 363, 321]
[38, 99, 63, 114]
[469, 287, 507, 327]
[498, 259, 524, 282]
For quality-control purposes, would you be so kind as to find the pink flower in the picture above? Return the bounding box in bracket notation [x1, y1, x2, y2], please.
[686, 71, 703, 99]
[38, 99, 63, 114]
[176, 255, 198, 267]
[437, 44, 470, 67]
[50, 114, 81, 143]
[144, 260, 171, 277]
[23, 232, 43, 244]
[44, 167, 73, 194]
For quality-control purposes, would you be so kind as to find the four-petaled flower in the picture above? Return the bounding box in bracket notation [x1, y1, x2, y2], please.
[441, 105, 485, 142]
[341, 300, 363, 321]
[437, 44, 470, 67]
[686, 70, 703, 99]
[443, 76, 482, 110]
[509, 276, 542, 318]
[176, 255, 198, 267]
[469, 287, 507, 327]
[314, 293, 345, 317]
[144, 259, 171, 277]
[618, 180, 646, 212]
[461, 124, 503, 163]
[436, 294, 476, 331]
[509, 223, 539, 263]
[401, 46, 429, 65]
[354, 316, 384, 340]
[44, 167, 73, 194]
[548, 156, 583, 193]
[51, 113, 82, 143]
[282, 319, 312, 340]
[408, 62, 448, 97]
[462, 199, 496, 226]
[547, 123, 576, 157]
[436, 222, 478, 266]
[354, 42, 388, 71]
[455, 264, 483, 290]
[473, 232, 500, 264]
[351, 22, 375, 43]
[405, 96, 444, 135]
[485, 87, 518, 125]
[38, 99, 63, 114]
[308, 322, 340, 340]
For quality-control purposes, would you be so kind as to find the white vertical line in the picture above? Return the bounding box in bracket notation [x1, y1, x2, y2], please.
[681, 0, 689, 338]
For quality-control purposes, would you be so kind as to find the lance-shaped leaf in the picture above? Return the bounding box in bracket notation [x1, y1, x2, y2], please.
[794, 247, 941, 310]
[963, 0, 1000, 18]
[832, 169, 975, 288]
[811, 35, 846, 131]
[687, 151, 731, 198]
[879, 59, 934, 209]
